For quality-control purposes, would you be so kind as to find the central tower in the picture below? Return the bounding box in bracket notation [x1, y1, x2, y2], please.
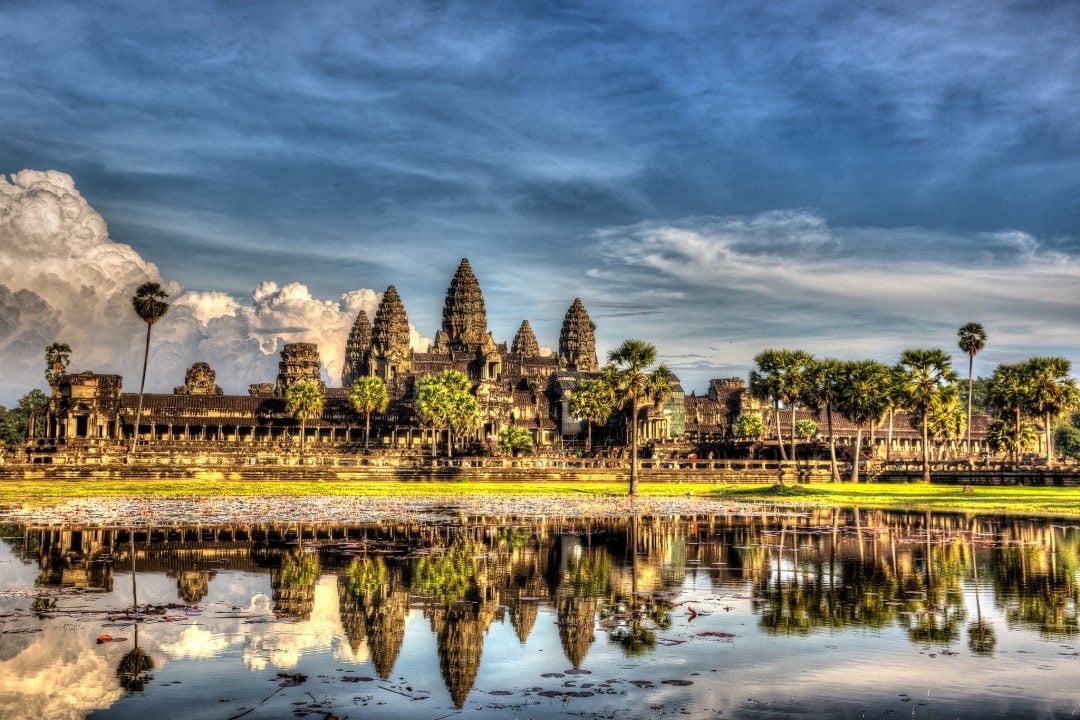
[440, 258, 488, 349]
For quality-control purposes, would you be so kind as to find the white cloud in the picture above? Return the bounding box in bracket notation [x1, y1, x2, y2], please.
[590, 212, 1080, 389]
[0, 171, 428, 404]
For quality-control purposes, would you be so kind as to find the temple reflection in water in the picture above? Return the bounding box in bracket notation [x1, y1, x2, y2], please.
[7, 509, 1080, 710]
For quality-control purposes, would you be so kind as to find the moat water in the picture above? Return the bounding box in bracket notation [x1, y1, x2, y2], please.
[1, 500, 1078, 719]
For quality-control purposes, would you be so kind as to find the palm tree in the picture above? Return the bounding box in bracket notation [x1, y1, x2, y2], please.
[835, 360, 894, 483]
[957, 323, 987, 454]
[1024, 356, 1079, 467]
[921, 390, 965, 461]
[569, 375, 616, 453]
[606, 340, 673, 497]
[44, 342, 72, 389]
[895, 348, 959, 482]
[349, 375, 389, 451]
[285, 380, 324, 460]
[986, 362, 1031, 469]
[414, 370, 475, 458]
[749, 349, 813, 464]
[130, 282, 169, 450]
[802, 357, 844, 482]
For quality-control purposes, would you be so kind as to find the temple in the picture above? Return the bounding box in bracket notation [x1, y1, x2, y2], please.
[27, 257, 988, 465]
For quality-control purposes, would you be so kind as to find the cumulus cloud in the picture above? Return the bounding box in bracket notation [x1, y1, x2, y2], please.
[0, 171, 427, 404]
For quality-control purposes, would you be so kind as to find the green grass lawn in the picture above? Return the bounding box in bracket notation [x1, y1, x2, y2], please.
[2, 478, 1080, 516]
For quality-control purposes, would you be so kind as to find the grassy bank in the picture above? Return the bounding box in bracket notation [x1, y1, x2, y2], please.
[2, 478, 1080, 516]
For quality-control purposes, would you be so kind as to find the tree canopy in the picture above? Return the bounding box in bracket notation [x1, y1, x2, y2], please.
[605, 339, 673, 496]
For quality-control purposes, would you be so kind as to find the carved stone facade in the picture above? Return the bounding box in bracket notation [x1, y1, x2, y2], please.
[340, 310, 372, 387]
[274, 342, 324, 397]
[439, 258, 487, 349]
[511, 320, 539, 357]
[33, 258, 694, 454]
[558, 298, 598, 372]
[174, 362, 223, 395]
[46, 373, 124, 442]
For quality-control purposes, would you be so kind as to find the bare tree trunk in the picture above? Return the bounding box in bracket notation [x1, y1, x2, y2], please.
[130, 322, 152, 452]
[774, 401, 788, 462]
[826, 403, 840, 482]
[921, 410, 931, 482]
[852, 427, 863, 483]
[629, 399, 640, 496]
[1045, 410, 1055, 467]
[966, 353, 974, 455]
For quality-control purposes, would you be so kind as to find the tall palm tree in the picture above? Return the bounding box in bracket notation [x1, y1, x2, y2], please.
[1025, 356, 1079, 467]
[285, 380, 324, 460]
[569, 375, 616, 453]
[44, 341, 72, 389]
[986, 362, 1031, 469]
[802, 357, 844, 482]
[350, 375, 389, 451]
[606, 340, 673, 497]
[957, 323, 987, 454]
[130, 282, 169, 450]
[414, 370, 475, 458]
[750, 349, 813, 465]
[835, 360, 894, 483]
[895, 348, 958, 482]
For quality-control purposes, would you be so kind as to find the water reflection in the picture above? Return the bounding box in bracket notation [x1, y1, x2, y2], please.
[1, 509, 1078, 718]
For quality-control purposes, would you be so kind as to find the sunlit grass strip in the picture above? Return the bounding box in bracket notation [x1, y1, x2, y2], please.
[1, 479, 1079, 516]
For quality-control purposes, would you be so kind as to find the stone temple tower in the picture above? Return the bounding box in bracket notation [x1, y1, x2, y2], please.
[341, 309, 372, 386]
[558, 298, 598, 372]
[438, 258, 488, 350]
[511, 320, 539, 357]
[275, 342, 324, 397]
[369, 285, 412, 388]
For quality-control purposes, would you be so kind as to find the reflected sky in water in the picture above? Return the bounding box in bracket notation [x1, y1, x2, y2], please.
[1, 509, 1078, 719]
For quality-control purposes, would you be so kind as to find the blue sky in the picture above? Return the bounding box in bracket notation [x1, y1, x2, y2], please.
[1, 0, 1077, 404]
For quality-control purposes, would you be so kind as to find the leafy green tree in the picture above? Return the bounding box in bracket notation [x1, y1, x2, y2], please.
[497, 425, 534, 455]
[749, 349, 813, 463]
[44, 341, 72, 389]
[987, 417, 1037, 458]
[895, 349, 959, 481]
[794, 419, 817, 439]
[448, 390, 481, 454]
[605, 340, 673, 496]
[349, 375, 388, 451]
[414, 370, 477, 458]
[957, 323, 987, 453]
[0, 390, 49, 446]
[732, 413, 765, 440]
[836, 360, 894, 483]
[285, 380, 324, 458]
[1055, 424, 1080, 463]
[569, 375, 615, 452]
[1025, 356, 1079, 466]
[986, 362, 1033, 468]
[802, 357, 845, 481]
[920, 391, 966, 460]
[130, 282, 169, 449]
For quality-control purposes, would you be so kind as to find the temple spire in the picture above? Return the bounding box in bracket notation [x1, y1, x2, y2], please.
[511, 320, 539, 357]
[441, 258, 488, 348]
[558, 298, 597, 372]
[341, 309, 372, 386]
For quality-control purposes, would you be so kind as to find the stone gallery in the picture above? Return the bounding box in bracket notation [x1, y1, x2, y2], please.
[32, 259, 956, 464]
